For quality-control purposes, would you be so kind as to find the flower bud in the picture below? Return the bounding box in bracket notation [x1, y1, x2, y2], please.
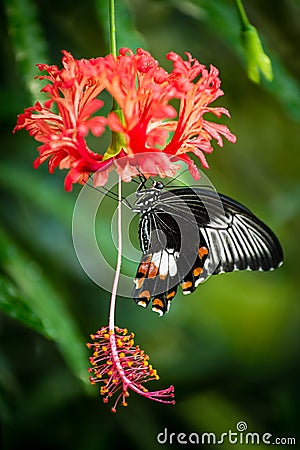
[242, 25, 273, 83]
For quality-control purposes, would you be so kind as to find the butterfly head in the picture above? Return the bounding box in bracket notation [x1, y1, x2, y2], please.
[152, 180, 164, 190]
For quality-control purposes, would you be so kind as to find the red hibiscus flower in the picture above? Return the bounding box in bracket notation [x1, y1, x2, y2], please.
[14, 48, 236, 190]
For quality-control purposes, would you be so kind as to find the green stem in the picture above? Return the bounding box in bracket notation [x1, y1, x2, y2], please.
[109, 0, 117, 57]
[109, 0, 118, 111]
[235, 0, 251, 30]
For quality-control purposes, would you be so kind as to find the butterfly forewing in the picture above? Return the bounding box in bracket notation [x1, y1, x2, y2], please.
[197, 192, 284, 274]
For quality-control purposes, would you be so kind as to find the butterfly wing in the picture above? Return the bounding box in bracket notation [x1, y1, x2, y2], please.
[133, 187, 283, 315]
[195, 190, 284, 275]
[133, 188, 215, 314]
[132, 210, 183, 315]
[156, 188, 283, 274]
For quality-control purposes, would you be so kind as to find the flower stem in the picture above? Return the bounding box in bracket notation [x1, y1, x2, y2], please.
[88, 174, 175, 408]
[106, 179, 173, 403]
[108, 175, 122, 332]
[106, 181, 145, 395]
[108, 0, 121, 125]
[109, 0, 117, 57]
[107, 176, 127, 384]
[235, 0, 251, 30]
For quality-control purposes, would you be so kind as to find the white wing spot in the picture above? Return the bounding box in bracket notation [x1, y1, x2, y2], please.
[168, 254, 178, 277]
[152, 251, 162, 266]
[152, 307, 163, 316]
[137, 300, 147, 308]
[159, 250, 169, 277]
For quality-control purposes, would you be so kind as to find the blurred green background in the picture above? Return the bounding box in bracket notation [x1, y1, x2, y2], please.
[1, 0, 299, 449]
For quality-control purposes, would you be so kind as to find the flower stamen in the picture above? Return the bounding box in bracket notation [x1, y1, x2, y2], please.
[87, 326, 175, 412]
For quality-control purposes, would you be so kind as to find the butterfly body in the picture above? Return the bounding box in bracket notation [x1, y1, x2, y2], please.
[132, 183, 283, 316]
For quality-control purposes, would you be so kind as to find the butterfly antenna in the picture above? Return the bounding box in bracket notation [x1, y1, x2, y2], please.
[130, 178, 140, 185]
[163, 168, 216, 191]
[134, 167, 148, 191]
[85, 176, 132, 209]
[163, 168, 190, 187]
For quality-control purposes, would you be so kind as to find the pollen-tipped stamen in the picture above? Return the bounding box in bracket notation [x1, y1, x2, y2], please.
[87, 325, 175, 411]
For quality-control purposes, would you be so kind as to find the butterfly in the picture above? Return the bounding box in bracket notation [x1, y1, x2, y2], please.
[131, 177, 284, 316]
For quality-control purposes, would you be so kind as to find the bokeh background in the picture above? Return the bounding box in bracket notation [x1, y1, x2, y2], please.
[1, 0, 299, 449]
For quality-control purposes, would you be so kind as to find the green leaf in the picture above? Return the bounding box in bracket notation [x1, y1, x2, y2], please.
[0, 227, 89, 386]
[0, 273, 47, 336]
[4, 0, 48, 102]
[95, 0, 146, 51]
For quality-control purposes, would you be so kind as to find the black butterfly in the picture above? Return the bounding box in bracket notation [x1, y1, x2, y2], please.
[131, 178, 283, 316]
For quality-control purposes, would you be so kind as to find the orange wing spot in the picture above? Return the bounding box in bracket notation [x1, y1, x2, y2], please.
[152, 298, 164, 308]
[159, 274, 167, 280]
[198, 247, 209, 259]
[148, 262, 159, 278]
[193, 267, 203, 277]
[137, 255, 152, 276]
[138, 262, 150, 276]
[134, 277, 145, 289]
[166, 291, 176, 300]
[139, 290, 151, 300]
[182, 281, 193, 290]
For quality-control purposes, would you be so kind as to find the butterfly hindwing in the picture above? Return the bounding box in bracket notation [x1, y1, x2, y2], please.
[133, 211, 182, 315]
[181, 246, 209, 294]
